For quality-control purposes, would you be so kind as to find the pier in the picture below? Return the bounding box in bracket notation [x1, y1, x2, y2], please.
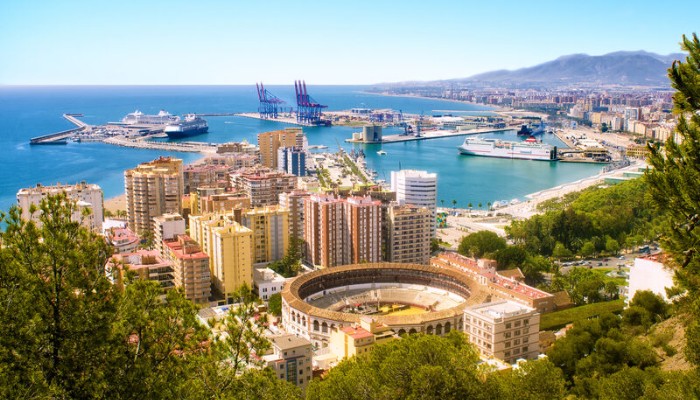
[103, 136, 218, 154]
[29, 113, 89, 145]
[346, 127, 515, 144]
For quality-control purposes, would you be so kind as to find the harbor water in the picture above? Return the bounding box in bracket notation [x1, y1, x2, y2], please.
[0, 85, 602, 213]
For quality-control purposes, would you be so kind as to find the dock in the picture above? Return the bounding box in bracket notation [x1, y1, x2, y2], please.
[103, 136, 218, 154]
[29, 114, 90, 145]
[346, 127, 515, 144]
[237, 112, 318, 127]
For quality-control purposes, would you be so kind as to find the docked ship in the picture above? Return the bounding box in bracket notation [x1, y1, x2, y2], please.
[164, 114, 209, 138]
[517, 121, 546, 136]
[458, 137, 558, 161]
[121, 110, 180, 125]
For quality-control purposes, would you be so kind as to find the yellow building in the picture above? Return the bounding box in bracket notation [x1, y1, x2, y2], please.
[125, 156, 183, 236]
[257, 128, 304, 169]
[242, 206, 290, 264]
[329, 317, 395, 360]
[189, 212, 253, 303]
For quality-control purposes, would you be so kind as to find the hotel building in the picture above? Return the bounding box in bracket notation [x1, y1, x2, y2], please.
[164, 235, 211, 304]
[390, 170, 437, 236]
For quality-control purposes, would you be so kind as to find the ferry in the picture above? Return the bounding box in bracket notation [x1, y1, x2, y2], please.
[164, 114, 209, 138]
[458, 137, 558, 161]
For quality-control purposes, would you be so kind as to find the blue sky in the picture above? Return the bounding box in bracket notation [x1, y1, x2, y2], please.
[1, 0, 698, 85]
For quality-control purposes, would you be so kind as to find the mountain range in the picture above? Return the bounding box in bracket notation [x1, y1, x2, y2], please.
[393, 51, 685, 87]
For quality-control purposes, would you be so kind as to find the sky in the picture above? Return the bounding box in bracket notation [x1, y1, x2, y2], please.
[1, 0, 699, 85]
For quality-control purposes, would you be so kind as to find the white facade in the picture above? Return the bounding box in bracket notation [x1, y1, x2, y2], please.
[390, 170, 437, 236]
[253, 267, 287, 300]
[153, 213, 186, 256]
[628, 256, 675, 302]
[464, 300, 540, 364]
[17, 182, 104, 232]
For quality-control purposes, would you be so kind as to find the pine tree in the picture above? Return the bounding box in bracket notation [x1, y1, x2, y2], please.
[646, 33, 700, 365]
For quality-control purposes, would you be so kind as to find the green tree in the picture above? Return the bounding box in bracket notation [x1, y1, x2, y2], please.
[605, 236, 620, 255]
[0, 193, 117, 398]
[488, 359, 567, 400]
[581, 241, 596, 258]
[268, 292, 282, 316]
[601, 122, 609, 133]
[457, 230, 507, 258]
[552, 242, 573, 260]
[646, 33, 700, 366]
[494, 245, 528, 270]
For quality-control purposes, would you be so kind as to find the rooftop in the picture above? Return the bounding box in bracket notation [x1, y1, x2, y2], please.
[269, 334, 312, 351]
[468, 300, 535, 320]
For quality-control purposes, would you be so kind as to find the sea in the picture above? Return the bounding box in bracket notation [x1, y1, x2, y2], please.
[0, 85, 602, 214]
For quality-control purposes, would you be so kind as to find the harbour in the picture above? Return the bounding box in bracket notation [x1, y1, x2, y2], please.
[1, 85, 605, 214]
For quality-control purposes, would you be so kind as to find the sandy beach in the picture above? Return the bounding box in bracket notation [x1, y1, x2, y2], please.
[104, 194, 126, 214]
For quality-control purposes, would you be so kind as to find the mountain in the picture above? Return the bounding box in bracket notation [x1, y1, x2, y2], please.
[452, 51, 685, 87]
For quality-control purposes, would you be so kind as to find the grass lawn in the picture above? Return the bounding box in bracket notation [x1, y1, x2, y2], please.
[540, 299, 625, 331]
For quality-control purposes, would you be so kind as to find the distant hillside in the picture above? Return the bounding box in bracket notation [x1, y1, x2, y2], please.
[456, 51, 684, 87]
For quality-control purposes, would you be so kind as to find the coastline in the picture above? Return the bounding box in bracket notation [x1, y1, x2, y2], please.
[359, 91, 506, 112]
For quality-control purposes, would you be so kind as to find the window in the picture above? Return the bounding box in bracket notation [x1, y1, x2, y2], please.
[523, 337, 529, 344]
[523, 319, 529, 325]
[505, 351, 511, 357]
[515, 330, 521, 336]
[505, 323, 511, 329]
[514, 339, 520, 345]
[522, 346, 529, 353]
[505, 341, 511, 348]
[514, 321, 521, 327]
[504, 332, 511, 339]
[280, 374, 284, 378]
[280, 365, 284, 369]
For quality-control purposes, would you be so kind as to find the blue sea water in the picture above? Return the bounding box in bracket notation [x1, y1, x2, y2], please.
[0, 85, 601, 213]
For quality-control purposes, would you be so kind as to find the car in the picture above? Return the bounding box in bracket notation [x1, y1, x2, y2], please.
[618, 256, 626, 260]
[598, 262, 603, 266]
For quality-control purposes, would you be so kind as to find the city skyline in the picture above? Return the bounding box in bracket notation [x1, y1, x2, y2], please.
[1, 0, 698, 85]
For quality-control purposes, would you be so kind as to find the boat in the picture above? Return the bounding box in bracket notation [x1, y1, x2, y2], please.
[164, 114, 209, 138]
[377, 150, 387, 156]
[122, 110, 180, 125]
[517, 121, 546, 136]
[458, 137, 558, 161]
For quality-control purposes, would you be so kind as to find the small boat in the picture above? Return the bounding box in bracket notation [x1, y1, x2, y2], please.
[377, 150, 387, 156]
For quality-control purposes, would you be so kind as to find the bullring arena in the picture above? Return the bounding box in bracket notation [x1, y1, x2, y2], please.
[281, 263, 487, 348]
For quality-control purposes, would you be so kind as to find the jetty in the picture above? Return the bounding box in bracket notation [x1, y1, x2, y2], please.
[103, 136, 218, 154]
[346, 127, 514, 144]
[30, 114, 89, 145]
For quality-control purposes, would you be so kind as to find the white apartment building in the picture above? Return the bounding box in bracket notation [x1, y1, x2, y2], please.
[17, 182, 104, 232]
[390, 170, 437, 236]
[464, 300, 540, 364]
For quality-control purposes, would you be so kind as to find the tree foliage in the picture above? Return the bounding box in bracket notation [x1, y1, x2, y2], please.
[0, 194, 300, 399]
[457, 230, 506, 258]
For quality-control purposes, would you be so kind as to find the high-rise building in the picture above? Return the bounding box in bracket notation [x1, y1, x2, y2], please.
[258, 128, 304, 169]
[182, 163, 230, 194]
[16, 182, 104, 232]
[387, 203, 432, 265]
[304, 194, 348, 268]
[279, 190, 311, 241]
[163, 235, 211, 304]
[345, 196, 382, 264]
[303, 194, 382, 268]
[125, 157, 184, 236]
[390, 169, 437, 236]
[464, 300, 540, 364]
[277, 147, 307, 176]
[242, 206, 289, 265]
[153, 213, 186, 256]
[189, 212, 253, 303]
[232, 168, 297, 208]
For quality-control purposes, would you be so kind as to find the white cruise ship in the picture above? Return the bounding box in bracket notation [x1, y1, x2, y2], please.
[458, 137, 558, 161]
[121, 110, 180, 125]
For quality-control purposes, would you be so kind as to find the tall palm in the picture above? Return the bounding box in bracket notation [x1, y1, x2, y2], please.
[478, 202, 483, 210]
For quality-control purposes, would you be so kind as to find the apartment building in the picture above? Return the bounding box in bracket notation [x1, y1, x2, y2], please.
[263, 334, 313, 390]
[163, 235, 211, 304]
[464, 300, 540, 364]
[257, 128, 304, 169]
[125, 157, 183, 236]
[17, 181, 104, 232]
[109, 249, 175, 292]
[387, 203, 432, 265]
[390, 169, 437, 236]
[232, 168, 297, 207]
[242, 206, 289, 264]
[153, 213, 186, 256]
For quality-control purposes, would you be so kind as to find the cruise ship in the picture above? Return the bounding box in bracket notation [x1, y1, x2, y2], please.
[458, 137, 558, 161]
[164, 114, 209, 138]
[121, 110, 180, 125]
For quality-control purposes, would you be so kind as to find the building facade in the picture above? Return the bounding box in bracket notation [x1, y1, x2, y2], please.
[304, 194, 348, 268]
[390, 170, 437, 236]
[233, 168, 297, 208]
[345, 196, 382, 264]
[125, 157, 184, 236]
[109, 249, 175, 292]
[464, 300, 540, 364]
[17, 182, 104, 232]
[258, 128, 304, 169]
[263, 334, 313, 390]
[387, 203, 432, 265]
[163, 235, 211, 304]
[242, 206, 290, 264]
[153, 213, 186, 256]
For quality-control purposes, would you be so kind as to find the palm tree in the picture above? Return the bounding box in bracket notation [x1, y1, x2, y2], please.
[467, 202, 473, 216]
[440, 199, 445, 209]
[478, 202, 483, 210]
[452, 199, 458, 215]
[487, 202, 492, 211]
